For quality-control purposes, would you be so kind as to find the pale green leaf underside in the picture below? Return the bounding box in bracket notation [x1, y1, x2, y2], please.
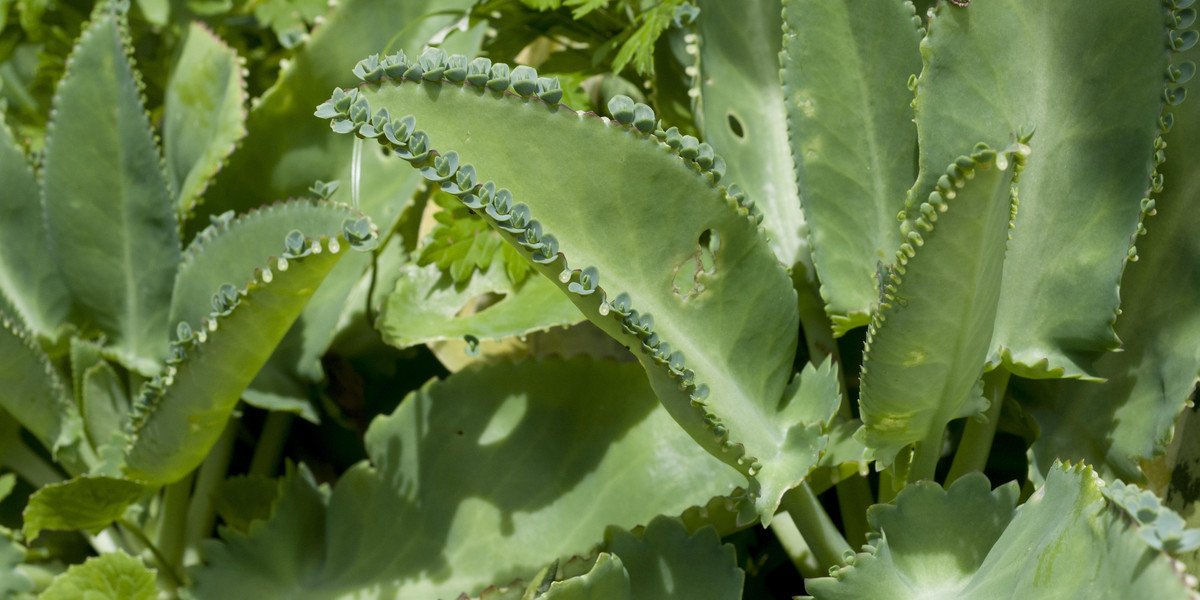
[696, 0, 809, 271]
[544, 554, 632, 600]
[193, 0, 471, 231]
[0, 313, 78, 455]
[858, 147, 1019, 466]
[805, 465, 1195, 599]
[0, 117, 70, 340]
[165, 23, 247, 217]
[125, 230, 361, 484]
[38, 552, 156, 600]
[357, 77, 816, 523]
[170, 200, 369, 422]
[190, 358, 743, 599]
[600, 517, 743, 600]
[914, 0, 1169, 378]
[81, 360, 129, 454]
[1020, 33, 1200, 484]
[22, 476, 145, 542]
[781, 0, 922, 332]
[379, 260, 583, 349]
[42, 12, 180, 376]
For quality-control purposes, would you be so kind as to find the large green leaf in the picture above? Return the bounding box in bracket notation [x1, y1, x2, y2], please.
[125, 223, 373, 484]
[22, 476, 145, 542]
[695, 0, 809, 271]
[0, 527, 33, 598]
[913, 0, 1170, 379]
[379, 260, 582, 349]
[857, 143, 1023, 470]
[164, 23, 247, 217]
[193, 0, 472, 230]
[190, 358, 744, 599]
[805, 464, 1197, 599]
[340, 56, 839, 523]
[38, 552, 156, 600]
[780, 0, 922, 332]
[0, 116, 70, 340]
[1018, 13, 1200, 484]
[41, 10, 180, 375]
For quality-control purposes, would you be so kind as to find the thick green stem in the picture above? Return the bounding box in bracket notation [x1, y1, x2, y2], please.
[768, 511, 822, 578]
[185, 419, 238, 551]
[877, 468, 898, 504]
[834, 474, 873, 549]
[1, 441, 65, 488]
[782, 482, 852, 573]
[119, 518, 187, 589]
[156, 473, 193, 579]
[248, 411, 293, 478]
[945, 369, 1011, 485]
[908, 425, 945, 483]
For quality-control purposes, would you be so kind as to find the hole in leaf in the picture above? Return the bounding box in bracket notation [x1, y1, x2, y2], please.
[727, 112, 745, 139]
[673, 229, 719, 300]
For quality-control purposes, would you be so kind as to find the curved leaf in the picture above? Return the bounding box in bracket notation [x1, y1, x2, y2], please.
[42, 10, 180, 375]
[0, 115, 70, 340]
[190, 358, 744, 599]
[807, 464, 1199, 599]
[543, 554, 632, 600]
[695, 0, 809, 271]
[600, 517, 743, 600]
[164, 23, 247, 217]
[342, 62, 839, 523]
[912, 0, 1171, 378]
[125, 224, 373, 484]
[22, 475, 145, 542]
[193, 0, 472, 230]
[780, 0, 923, 332]
[38, 552, 156, 600]
[1019, 19, 1200, 483]
[0, 311, 80, 457]
[379, 261, 583, 350]
[857, 143, 1024, 469]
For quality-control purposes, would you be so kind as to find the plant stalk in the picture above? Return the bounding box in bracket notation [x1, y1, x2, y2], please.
[781, 482, 852, 573]
[835, 474, 873, 548]
[185, 419, 238, 551]
[945, 369, 1011, 485]
[768, 510, 822, 578]
[908, 425, 945, 483]
[1, 441, 65, 488]
[248, 411, 293, 478]
[156, 473, 193, 580]
[119, 518, 187, 589]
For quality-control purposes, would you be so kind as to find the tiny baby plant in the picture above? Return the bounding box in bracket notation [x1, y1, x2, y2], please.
[4, 0, 1200, 598]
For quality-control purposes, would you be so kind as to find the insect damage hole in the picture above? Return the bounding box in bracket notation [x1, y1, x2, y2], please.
[727, 112, 745, 140]
[672, 229, 720, 300]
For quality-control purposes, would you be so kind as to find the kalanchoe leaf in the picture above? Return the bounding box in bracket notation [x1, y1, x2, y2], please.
[608, 95, 636, 125]
[532, 234, 559, 264]
[519, 220, 544, 251]
[487, 62, 511, 91]
[176, 321, 194, 344]
[486, 188, 515, 221]
[632, 102, 656, 133]
[352, 53, 384, 82]
[209, 209, 236, 228]
[349, 95, 371, 125]
[282, 230, 311, 259]
[663, 126, 683, 149]
[710, 155, 726, 183]
[402, 62, 425, 80]
[313, 99, 340, 119]
[341, 217, 377, 251]
[442, 163, 478, 196]
[330, 119, 357, 134]
[418, 47, 447, 81]
[395, 130, 430, 163]
[696, 143, 715, 169]
[444, 54, 469, 83]
[568, 266, 601, 296]
[212, 283, 240, 315]
[497, 202, 532, 233]
[1102, 480, 1200, 554]
[331, 87, 357, 113]
[381, 50, 409, 79]
[418, 150, 460, 182]
[466, 57, 492, 86]
[510, 65, 539, 96]
[679, 135, 700, 160]
[383, 114, 417, 147]
[536, 76, 563, 104]
[609, 292, 634, 318]
[307, 179, 339, 200]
